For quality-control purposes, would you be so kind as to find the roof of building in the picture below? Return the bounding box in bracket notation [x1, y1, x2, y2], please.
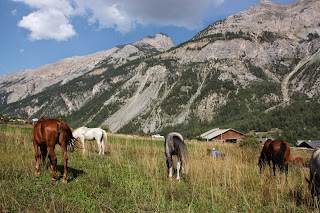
[200, 128, 220, 138]
[200, 128, 243, 140]
[296, 140, 320, 149]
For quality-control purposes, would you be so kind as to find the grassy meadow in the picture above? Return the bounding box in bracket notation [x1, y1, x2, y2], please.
[0, 124, 319, 212]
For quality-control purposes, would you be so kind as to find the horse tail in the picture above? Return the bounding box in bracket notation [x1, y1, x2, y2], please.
[274, 142, 288, 165]
[174, 132, 184, 143]
[58, 122, 75, 151]
[179, 142, 189, 174]
[101, 129, 108, 144]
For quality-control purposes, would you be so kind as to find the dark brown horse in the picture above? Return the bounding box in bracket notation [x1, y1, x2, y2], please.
[32, 117, 75, 182]
[259, 139, 291, 176]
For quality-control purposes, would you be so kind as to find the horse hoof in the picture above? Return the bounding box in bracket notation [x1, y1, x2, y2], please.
[62, 179, 68, 183]
[35, 172, 40, 177]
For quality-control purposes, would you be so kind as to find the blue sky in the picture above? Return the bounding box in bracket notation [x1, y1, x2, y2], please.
[0, 0, 297, 75]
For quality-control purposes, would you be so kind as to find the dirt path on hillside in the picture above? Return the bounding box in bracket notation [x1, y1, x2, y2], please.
[175, 73, 208, 124]
[265, 49, 320, 113]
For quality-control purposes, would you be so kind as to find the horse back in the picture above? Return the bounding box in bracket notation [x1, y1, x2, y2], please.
[32, 118, 73, 146]
[32, 121, 44, 145]
[269, 139, 290, 163]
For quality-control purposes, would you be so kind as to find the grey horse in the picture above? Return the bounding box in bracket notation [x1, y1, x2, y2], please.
[306, 147, 320, 202]
[164, 132, 189, 181]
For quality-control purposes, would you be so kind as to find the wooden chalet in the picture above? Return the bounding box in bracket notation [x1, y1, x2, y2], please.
[200, 128, 243, 143]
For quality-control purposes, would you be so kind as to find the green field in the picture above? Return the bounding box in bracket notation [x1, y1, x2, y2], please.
[0, 124, 319, 212]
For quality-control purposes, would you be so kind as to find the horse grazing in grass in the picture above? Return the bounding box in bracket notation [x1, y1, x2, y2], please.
[306, 148, 320, 201]
[259, 139, 290, 176]
[32, 117, 75, 182]
[289, 155, 305, 167]
[72, 126, 107, 155]
[164, 132, 189, 181]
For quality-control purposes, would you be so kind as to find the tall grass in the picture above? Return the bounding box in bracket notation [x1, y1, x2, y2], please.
[0, 124, 319, 212]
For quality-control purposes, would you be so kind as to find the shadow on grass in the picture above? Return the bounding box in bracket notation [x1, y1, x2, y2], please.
[57, 165, 85, 183]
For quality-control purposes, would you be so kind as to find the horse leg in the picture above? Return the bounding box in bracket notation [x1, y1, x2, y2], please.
[48, 147, 57, 181]
[40, 145, 48, 169]
[101, 138, 105, 155]
[61, 148, 68, 183]
[176, 161, 181, 181]
[81, 137, 85, 154]
[96, 139, 102, 155]
[33, 143, 40, 176]
[181, 163, 185, 175]
[166, 156, 173, 180]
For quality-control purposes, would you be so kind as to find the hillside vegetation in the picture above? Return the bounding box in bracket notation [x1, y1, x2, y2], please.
[0, 125, 319, 212]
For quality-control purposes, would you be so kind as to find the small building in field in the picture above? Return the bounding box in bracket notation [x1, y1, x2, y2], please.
[200, 128, 243, 143]
[296, 140, 320, 149]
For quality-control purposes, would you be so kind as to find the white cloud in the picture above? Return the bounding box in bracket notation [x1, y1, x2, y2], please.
[18, 8, 76, 41]
[14, 0, 74, 15]
[15, 0, 76, 41]
[76, 0, 225, 31]
[14, 0, 224, 41]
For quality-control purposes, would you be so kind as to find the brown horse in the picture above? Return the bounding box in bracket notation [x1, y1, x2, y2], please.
[259, 139, 291, 176]
[289, 155, 305, 167]
[32, 117, 75, 182]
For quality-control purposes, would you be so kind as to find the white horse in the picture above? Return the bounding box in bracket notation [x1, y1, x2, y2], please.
[72, 127, 107, 155]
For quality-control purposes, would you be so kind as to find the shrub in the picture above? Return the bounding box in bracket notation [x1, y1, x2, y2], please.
[239, 133, 260, 148]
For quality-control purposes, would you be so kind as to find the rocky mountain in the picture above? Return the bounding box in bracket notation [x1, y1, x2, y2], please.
[0, 33, 174, 104]
[1, 0, 320, 140]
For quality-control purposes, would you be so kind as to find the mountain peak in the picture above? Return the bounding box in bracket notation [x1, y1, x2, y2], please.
[134, 33, 175, 51]
[195, 0, 319, 41]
